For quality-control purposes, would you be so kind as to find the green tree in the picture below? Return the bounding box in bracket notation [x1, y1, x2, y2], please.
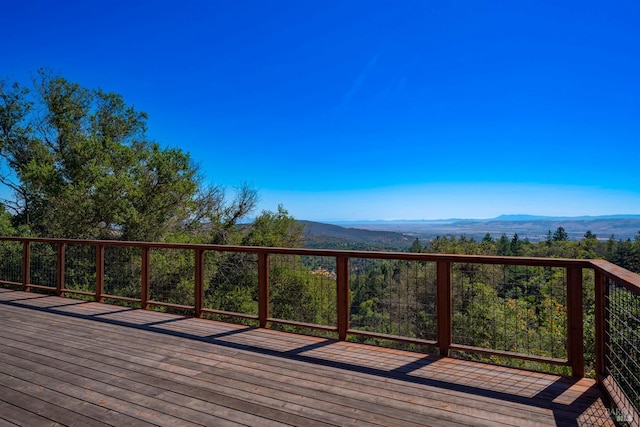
[552, 226, 569, 242]
[242, 205, 304, 247]
[0, 71, 257, 240]
[610, 239, 640, 273]
[480, 233, 494, 255]
[496, 234, 511, 256]
[481, 233, 494, 244]
[578, 230, 598, 259]
[0, 205, 16, 235]
[510, 233, 523, 256]
[409, 238, 423, 253]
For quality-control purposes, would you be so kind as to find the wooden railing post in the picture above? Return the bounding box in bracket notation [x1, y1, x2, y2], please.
[594, 270, 606, 385]
[567, 267, 584, 377]
[194, 248, 204, 318]
[437, 261, 452, 356]
[22, 240, 31, 292]
[56, 243, 65, 297]
[336, 256, 349, 340]
[258, 252, 269, 328]
[140, 246, 150, 310]
[95, 244, 105, 303]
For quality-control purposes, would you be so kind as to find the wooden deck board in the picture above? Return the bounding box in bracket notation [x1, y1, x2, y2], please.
[0, 289, 616, 426]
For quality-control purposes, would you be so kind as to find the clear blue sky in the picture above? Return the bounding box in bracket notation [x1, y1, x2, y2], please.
[2, 1, 639, 221]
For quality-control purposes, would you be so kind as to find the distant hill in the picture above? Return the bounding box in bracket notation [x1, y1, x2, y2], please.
[442, 218, 640, 241]
[298, 220, 414, 251]
[315, 215, 640, 243]
[492, 214, 640, 222]
[330, 214, 640, 225]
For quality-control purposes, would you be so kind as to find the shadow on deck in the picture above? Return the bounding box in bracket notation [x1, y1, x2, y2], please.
[0, 288, 616, 426]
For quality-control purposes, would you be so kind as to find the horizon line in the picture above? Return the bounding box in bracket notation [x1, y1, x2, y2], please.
[306, 213, 640, 223]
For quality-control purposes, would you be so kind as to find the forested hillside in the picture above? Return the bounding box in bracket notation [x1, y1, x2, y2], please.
[300, 220, 412, 250]
[302, 219, 640, 274]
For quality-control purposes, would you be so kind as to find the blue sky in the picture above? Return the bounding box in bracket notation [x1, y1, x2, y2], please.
[2, 1, 639, 221]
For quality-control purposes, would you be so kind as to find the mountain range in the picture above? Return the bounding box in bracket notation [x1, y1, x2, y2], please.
[300, 215, 640, 250]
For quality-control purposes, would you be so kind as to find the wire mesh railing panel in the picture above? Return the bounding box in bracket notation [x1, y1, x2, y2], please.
[64, 244, 96, 293]
[605, 278, 640, 424]
[582, 268, 597, 378]
[0, 241, 23, 286]
[104, 246, 141, 300]
[269, 254, 337, 328]
[349, 258, 437, 341]
[451, 264, 568, 361]
[148, 247, 194, 308]
[204, 251, 259, 317]
[30, 242, 57, 289]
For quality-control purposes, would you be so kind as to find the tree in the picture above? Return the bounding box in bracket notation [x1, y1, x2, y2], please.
[479, 233, 494, 255]
[0, 80, 35, 224]
[242, 205, 304, 247]
[496, 234, 511, 256]
[610, 238, 640, 273]
[0, 205, 16, 236]
[510, 233, 523, 256]
[0, 70, 257, 240]
[481, 233, 494, 244]
[552, 227, 569, 242]
[409, 238, 423, 253]
[545, 230, 553, 246]
[578, 230, 599, 259]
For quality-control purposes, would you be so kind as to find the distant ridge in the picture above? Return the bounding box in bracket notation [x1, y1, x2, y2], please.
[308, 214, 640, 243]
[492, 214, 640, 222]
[328, 214, 640, 225]
[298, 220, 412, 251]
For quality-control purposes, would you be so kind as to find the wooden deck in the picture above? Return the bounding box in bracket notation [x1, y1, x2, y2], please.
[0, 289, 615, 426]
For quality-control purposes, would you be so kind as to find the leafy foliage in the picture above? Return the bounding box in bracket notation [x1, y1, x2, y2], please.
[0, 70, 257, 241]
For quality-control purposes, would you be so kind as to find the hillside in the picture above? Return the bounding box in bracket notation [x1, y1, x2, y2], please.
[299, 220, 414, 251]
[454, 217, 640, 241]
[311, 215, 640, 244]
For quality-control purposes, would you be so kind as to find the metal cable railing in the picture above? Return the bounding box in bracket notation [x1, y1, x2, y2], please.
[204, 250, 259, 322]
[103, 245, 141, 302]
[604, 278, 640, 426]
[349, 257, 437, 346]
[148, 247, 195, 311]
[29, 242, 57, 290]
[268, 253, 337, 333]
[0, 240, 22, 287]
[451, 264, 569, 372]
[64, 243, 96, 295]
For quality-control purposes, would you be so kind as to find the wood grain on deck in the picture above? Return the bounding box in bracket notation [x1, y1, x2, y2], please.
[0, 289, 614, 426]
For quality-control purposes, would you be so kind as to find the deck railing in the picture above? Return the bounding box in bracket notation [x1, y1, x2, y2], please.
[0, 236, 638, 424]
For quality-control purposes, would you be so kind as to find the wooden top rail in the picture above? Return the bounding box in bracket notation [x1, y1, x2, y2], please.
[0, 236, 594, 267]
[590, 258, 640, 295]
